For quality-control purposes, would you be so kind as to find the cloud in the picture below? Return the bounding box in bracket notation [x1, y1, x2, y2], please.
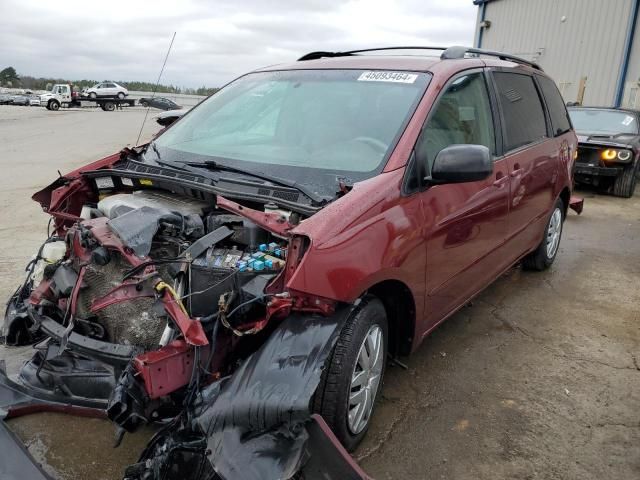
[0, 0, 477, 88]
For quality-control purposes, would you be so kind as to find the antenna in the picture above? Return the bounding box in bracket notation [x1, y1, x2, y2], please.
[136, 31, 176, 146]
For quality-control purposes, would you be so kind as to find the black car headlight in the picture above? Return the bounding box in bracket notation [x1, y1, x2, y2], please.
[601, 149, 633, 163]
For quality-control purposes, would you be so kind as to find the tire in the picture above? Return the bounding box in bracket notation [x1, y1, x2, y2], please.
[103, 101, 115, 112]
[140, 100, 148, 107]
[522, 198, 564, 271]
[612, 162, 638, 198]
[49, 100, 60, 111]
[312, 296, 388, 451]
[89, 92, 97, 99]
[117, 92, 125, 100]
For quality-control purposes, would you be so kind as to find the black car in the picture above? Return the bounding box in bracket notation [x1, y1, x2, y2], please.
[155, 108, 186, 126]
[139, 96, 181, 110]
[568, 107, 640, 197]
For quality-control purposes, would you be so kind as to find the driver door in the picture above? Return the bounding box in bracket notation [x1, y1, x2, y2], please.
[60, 85, 71, 102]
[415, 70, 511, 334]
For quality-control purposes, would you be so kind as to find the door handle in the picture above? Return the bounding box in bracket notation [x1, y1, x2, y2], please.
[510, 163, 523, 177]
[493, 173, 508, 187]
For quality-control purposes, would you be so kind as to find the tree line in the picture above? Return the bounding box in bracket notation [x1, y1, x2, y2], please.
[0, 66, 218, 96]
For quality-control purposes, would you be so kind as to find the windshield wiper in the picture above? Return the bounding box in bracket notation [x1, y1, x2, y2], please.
[141, 144, 328, 205]
[151, 142, 162, 160]
[186, 160, 328, 205]
[587, 133, 633, 140]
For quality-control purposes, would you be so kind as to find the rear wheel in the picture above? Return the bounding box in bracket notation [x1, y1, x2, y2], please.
[523, 198, 564, 271]
[117, 92, 125, 100]
[312, 297, 387, 451]
[612, 162, 638, 198]
[103, 101, 115, 111]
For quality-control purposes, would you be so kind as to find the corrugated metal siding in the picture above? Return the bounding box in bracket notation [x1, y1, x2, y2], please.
[479, 0, 633, 106]
[622, 12, 640, 108]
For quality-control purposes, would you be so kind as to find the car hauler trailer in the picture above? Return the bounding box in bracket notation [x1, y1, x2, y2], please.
[40, 84, 136, 111]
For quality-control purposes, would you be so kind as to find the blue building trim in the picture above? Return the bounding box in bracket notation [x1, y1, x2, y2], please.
[614, 0, 639, 107]
[475, 1, 487, 48]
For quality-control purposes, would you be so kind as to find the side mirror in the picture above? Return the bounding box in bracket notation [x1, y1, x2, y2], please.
[427, 144, 493, 184]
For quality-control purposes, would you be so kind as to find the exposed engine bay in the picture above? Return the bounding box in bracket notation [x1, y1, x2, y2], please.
[1, 165, 364, 480]
[6, 186, 302, 405]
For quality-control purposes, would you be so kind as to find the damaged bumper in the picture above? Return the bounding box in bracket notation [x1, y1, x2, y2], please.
[2, 156, 372, 479]
[0, 360, 105, 480]
[1, 311, 369, 480]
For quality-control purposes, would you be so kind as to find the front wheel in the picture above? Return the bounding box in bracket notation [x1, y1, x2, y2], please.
[312, 297, 387, 451]
[89, 92, 97, 99]
[523, 198, 564, 271]
[612, 162, 638, 198]
[48, 100, 60, 111]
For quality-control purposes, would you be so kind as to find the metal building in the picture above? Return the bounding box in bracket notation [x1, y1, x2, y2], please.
[473, 0, 640, 108]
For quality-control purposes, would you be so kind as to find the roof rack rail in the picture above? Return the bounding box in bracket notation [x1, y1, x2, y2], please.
[298, 46, 448, 61]
[440, 45, 542, 70]
[297, 45, 543, 70]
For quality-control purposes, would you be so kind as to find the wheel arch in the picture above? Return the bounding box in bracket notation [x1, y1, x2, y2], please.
[365, 279, 416, 357]
[559, 186, 570, 217]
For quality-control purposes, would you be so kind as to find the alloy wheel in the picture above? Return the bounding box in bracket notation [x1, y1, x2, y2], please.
[546, 207, 562, 258]
[348, 324, 384, 435]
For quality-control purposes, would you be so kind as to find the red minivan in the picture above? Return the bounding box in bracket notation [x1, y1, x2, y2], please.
[2, 47, 577, 479]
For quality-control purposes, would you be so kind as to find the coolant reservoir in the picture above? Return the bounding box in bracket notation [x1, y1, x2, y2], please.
[32, 241, 67, 285]
[42, 241, 67, 262]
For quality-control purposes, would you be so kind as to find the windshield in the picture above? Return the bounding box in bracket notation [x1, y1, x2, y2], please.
[153, 69, 430, 194]
[569, 109, 639, 135]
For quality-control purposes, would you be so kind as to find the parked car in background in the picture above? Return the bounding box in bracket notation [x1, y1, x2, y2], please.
[0, 93, 11, 104]
[139, 96, 181, 110]
[568, 107, 640, 197]
[1, 46, 579, 480]
[85, 81, 128, 99]
[155, 107, 187, 126]
[10, 95, 30, 106]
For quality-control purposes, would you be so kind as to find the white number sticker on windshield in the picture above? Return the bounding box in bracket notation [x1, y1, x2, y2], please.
[357, 71, 418, 84]
[622, 115, 635, 126]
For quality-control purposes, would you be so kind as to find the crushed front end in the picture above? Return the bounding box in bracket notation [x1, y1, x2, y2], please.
[1, 150, 367, 480]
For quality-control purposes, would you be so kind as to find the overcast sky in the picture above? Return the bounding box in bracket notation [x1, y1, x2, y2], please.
[0, 0, 478, 88]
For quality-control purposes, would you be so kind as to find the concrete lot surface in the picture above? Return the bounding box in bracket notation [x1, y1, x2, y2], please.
[0, 105, 638, 479]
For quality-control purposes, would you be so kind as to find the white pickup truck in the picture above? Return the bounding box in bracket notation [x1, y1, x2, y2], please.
[40, 84, 136, 111]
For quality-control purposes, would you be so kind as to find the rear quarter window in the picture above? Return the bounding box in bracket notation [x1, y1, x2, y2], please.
[493, 72, 547, 151]
[537, 75, 572, 136]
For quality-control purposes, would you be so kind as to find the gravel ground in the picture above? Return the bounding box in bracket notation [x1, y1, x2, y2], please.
[1, 104, 638, 480]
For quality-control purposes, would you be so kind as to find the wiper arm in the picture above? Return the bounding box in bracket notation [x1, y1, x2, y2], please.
[151, 142, 162, 160]
[587, 133, 632, 140]
[186, 160, 328, 205]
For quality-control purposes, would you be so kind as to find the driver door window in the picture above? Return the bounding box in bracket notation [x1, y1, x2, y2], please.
[417, 72, 495, 174]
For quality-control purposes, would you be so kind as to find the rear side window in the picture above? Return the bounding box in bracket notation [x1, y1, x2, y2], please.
[537, 75, 572, 136]
[493, 72, 547, 151]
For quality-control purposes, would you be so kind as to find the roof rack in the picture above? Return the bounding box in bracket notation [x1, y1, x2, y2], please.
[297, 46, 448, 61]
[297, 45, 542, 70]
[440, 46, 542, 70]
